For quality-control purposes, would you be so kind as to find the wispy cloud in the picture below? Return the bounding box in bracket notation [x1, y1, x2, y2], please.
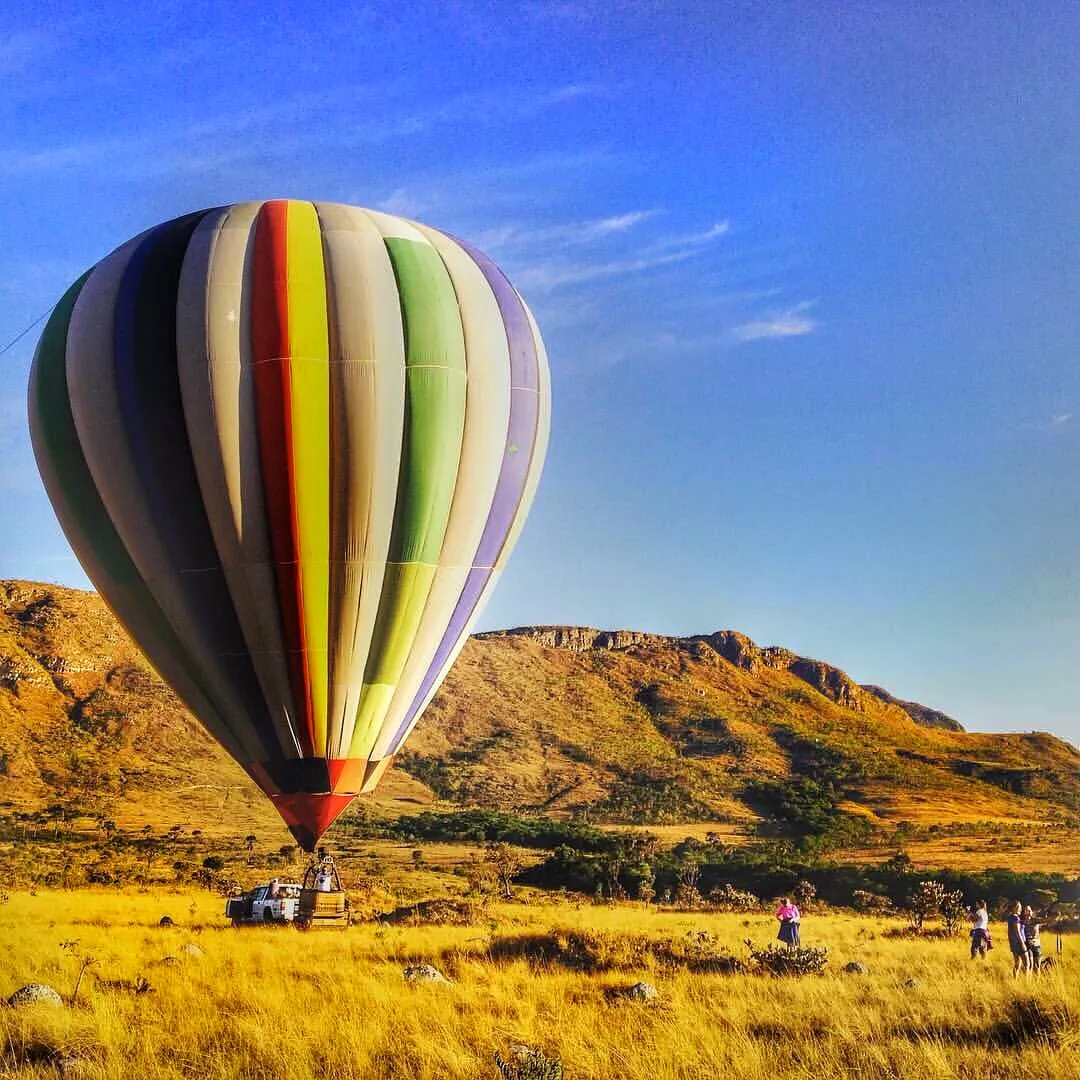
[732, 300, 818, 342]
[653, 221, 730, 249]
[1049, 412, 1072, 427]
[589, 210, 655, 235]
[513, 246, 703, 291]
[376, 188, 433, 218]
[492, 212, 729, 293]
[539, 82, 610, 105]
[471, 209, 657, 254]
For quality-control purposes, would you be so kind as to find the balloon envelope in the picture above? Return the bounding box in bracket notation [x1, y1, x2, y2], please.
[28, 200, 550, 849]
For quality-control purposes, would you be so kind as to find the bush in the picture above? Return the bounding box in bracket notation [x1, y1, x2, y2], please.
[852, 889, 891, 914]
[495, 1046, 563, 1080]
[746, 941, 829, 976]
[709, 883, 760, 912]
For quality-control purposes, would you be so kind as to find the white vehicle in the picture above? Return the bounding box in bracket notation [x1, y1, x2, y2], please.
[225, 881, 302, 926]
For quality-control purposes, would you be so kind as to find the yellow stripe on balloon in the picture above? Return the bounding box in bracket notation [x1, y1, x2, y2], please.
[285, 201, 331, 756]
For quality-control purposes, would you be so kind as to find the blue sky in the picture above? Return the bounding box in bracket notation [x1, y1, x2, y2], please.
[1, 2, 1077, 743]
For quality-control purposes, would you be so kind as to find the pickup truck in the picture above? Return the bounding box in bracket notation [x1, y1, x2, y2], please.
[225, 882, 302, 925]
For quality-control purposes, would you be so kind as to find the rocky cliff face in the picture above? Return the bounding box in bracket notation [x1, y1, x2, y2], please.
[861, 685, 964, 732]
[482, 625, 951, 729]
[486, 626, 670, 653]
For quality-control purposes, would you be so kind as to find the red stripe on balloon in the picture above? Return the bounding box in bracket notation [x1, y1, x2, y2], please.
[251, 200, 315, 756]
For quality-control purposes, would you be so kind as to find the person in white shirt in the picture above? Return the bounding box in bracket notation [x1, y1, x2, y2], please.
[970, 899, 991, 959]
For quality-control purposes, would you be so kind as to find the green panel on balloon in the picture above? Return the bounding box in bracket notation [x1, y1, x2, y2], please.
[383, 238, 467, 564]
[349, 560, 439, 756]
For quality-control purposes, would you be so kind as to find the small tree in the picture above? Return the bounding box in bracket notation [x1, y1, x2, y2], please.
[793, 880, 817, 908]
[244, 834, 257, 854]
[940, 887, 968, 936]
[906, 880, 946, 931]
[465, 854, 498, 899]
[484, 842, 525, 900]
[883, 851, 914, 875]
[202, 855, 225, 872]
[142, 839, 161, 873]
[638, 867, 656, 906]
[675, 854, 704, 908]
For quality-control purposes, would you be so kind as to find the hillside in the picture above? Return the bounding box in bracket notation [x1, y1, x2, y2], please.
[2, 581, 1079, 850]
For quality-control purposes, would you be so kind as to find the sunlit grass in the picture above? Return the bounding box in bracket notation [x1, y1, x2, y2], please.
[0, 890, 1075, 1078]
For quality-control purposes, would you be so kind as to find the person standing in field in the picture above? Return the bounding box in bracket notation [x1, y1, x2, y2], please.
[1006, 901, 1028, 977]
[1022, 905, 1043, 975]
[969, 899, 991, 959]
[776, 896, 801, 948]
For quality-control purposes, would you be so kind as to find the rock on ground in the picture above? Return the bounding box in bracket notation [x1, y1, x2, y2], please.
[844, 962, 868, 975]
[179, 943, 203, 958]
[8, 983, 64, 1007]
[626, 981, 659, 1001]
[403, 964, 448, 984]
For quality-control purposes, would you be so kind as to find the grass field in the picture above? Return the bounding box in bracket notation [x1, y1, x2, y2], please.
[0, 890, 1075, 1079]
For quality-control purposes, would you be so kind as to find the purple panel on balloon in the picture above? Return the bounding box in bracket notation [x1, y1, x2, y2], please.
[387, 239, 542, 750]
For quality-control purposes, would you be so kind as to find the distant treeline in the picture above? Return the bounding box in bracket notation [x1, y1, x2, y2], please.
[354, 808, 616, 853]
[349, 809, 1080, 910]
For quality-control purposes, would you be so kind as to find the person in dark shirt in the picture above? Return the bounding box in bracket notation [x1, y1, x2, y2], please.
[1022, 905, 1044, 976]
[1006, 901, 1028, 978]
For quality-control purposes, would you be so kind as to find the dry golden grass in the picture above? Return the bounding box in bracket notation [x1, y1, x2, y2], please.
[839, 830, 1080, 874]
[0, 890, 1076, 1079]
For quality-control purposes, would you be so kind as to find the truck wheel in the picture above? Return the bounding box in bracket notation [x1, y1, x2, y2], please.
[263, 908, 274, 923]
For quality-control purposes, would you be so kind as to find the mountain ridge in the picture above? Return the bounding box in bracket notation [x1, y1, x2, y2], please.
[480, 626, 965, 731]
[2, 580, 1078, 849]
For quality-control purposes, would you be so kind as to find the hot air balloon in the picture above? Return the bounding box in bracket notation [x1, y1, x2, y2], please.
[28, 200, 550, 850]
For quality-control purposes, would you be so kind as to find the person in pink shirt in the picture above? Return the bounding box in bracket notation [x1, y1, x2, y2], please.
[776, 897, 801, 947]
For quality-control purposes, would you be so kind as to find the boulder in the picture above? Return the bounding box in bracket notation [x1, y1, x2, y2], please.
[8, 983, 64, 1007]
[403, 964, 448, 984]
[843, 961, 867, 975]
[179, 943, 203, 958]
[158, 916, 174, 928]
[626, 981, 659, 1002]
